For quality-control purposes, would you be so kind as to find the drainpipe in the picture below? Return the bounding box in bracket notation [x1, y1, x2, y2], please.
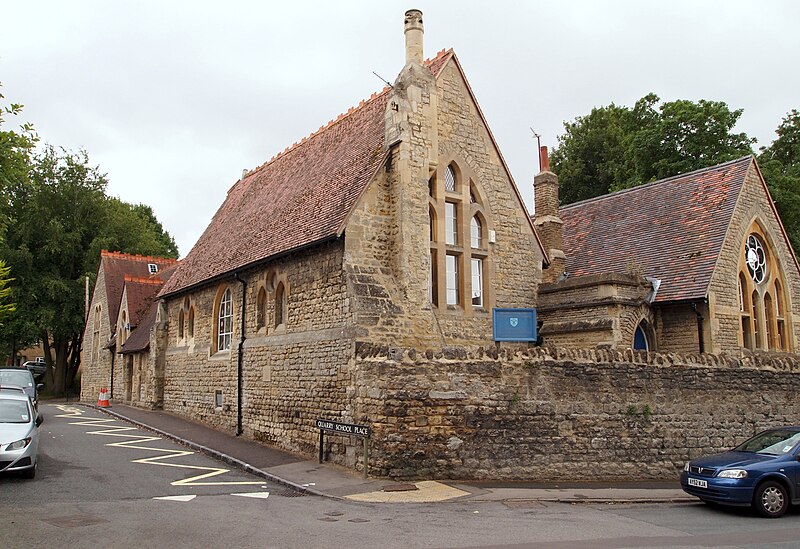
[109, 350, 115, 398]
[691, 302, 705, 354]
[234, 272, 247, 436]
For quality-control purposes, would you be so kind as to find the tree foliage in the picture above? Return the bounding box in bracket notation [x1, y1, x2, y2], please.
[0, 82, 37, 236]
[551, 93, 756, 201]
[758, 109, 800, 254]
[0, 142, 179, 393]
[0, 260, 15, 326]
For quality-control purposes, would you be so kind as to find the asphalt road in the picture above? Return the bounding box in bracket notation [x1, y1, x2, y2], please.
[2, 403, 800, 548]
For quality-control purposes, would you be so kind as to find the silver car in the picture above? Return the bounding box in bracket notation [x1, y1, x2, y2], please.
[0, 368, 42, 410]
[0, 393, 41, 479]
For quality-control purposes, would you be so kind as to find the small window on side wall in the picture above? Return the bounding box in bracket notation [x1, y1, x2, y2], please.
[217, 288, 233, 352]
[275, 282, 286, 328]
[187, 307, 195, 338]
[256, 287, 267, 330]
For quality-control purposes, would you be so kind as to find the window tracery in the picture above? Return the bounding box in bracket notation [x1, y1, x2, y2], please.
[428, 160, 491, 311]
[738, 225, 791, 351]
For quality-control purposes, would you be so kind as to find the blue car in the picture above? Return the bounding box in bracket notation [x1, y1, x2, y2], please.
[681, 426, 800, 517]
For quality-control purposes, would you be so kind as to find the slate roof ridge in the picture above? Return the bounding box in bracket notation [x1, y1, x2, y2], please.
[101, 250, 178, 265]
[234, 48, 454, 190]
[560, 155, 753, 211]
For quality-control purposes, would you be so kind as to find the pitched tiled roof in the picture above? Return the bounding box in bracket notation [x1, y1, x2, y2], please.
[120, 302, 157, 354]
[559, 157, 753, 302]
[123, 276, 165, 328]
[160, 50, 455, 297]
[100, 251, 178, 329]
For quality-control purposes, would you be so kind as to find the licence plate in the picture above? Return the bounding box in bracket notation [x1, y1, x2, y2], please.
[688, 478, 708, 488]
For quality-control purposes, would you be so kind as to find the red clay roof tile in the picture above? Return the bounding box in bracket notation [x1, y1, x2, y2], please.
[559, 157, 752, 303]
[161, 50, 454, 297]
[100, 251, 178, 329]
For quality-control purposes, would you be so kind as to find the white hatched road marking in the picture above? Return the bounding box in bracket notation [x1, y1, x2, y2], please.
[231, 491, 270, 499]
[154, 495, 197, 502]
[54, 405, 263, 486]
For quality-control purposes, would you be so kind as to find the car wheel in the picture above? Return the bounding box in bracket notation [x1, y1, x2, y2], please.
[754, 481, 788, 518]
[21, 462, 36, 480]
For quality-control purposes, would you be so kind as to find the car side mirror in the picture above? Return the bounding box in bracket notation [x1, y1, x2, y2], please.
[36, 384, 44, 391]
[36, 414, 43, 427]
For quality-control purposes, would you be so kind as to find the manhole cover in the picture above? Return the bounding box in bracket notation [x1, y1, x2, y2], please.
[43, 515, 110, 528]
[280, 489, 306, 498]
[383, 483, 418, 492]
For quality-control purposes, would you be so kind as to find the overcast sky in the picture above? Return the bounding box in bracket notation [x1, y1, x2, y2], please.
[2, 1, 798, 257]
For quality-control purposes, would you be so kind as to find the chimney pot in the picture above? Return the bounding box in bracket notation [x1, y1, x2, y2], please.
[404, 9, 424, 65]
[539, 146, 550, 173]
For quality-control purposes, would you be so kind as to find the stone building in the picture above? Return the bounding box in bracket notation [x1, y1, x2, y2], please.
[535, 154, 800, 354]
[79, 10, 800, 479]
[140, 10, 545, 460]
[80, 251, 177, 402]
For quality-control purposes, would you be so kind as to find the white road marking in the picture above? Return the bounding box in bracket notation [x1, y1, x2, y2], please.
[53, 405, 263, 486]
[231, 492, 270, 499]
[154, 495, 197, 502]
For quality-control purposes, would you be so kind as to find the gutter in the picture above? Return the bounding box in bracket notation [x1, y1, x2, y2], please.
[234, 272, 246, 436]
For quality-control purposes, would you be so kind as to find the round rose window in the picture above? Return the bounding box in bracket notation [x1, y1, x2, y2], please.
[745, 234, 767, 283]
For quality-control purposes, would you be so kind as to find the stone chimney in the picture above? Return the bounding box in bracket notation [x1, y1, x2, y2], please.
[534, 146, 566, 283]
[383, 9, 438, 304]
[404, 9, 424, 65]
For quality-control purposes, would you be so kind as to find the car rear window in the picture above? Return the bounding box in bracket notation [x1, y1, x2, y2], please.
[0, 370, 33, 387]
[0, 398, 31, 423]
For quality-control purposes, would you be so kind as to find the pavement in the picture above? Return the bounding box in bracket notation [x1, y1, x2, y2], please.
[72, 402, 692, 505]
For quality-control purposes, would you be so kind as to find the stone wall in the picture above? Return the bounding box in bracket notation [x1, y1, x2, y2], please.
[344, 56, 541, 348]
[161, 241, 359, 459]
[538, 274, 653, 348]
[708, 162, 800, 353]
[353, 343, 800, 480]
[655, 302, 703, 354]
[80, 265, 113, 402]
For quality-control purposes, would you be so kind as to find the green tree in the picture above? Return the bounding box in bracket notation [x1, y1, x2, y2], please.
[551, 93, 755, 200]
[87, 200, 179, 267]
[0, 260, 15, 325]
[758, 109, 800, 254]
[0, 145, 178, 393]
[549, 102, 633, 204]
[0, 82, 37, 237]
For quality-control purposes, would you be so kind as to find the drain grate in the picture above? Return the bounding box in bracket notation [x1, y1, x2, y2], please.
[280, 489, 306, 498]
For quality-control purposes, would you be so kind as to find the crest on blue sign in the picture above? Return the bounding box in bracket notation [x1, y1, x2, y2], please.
[493, 308, 537, 342]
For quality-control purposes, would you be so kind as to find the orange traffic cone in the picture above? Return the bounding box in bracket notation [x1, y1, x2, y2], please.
[98, 388, 110, 407]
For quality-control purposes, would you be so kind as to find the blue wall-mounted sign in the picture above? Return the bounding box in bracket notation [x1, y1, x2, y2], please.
[493, 308, 537, 342]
